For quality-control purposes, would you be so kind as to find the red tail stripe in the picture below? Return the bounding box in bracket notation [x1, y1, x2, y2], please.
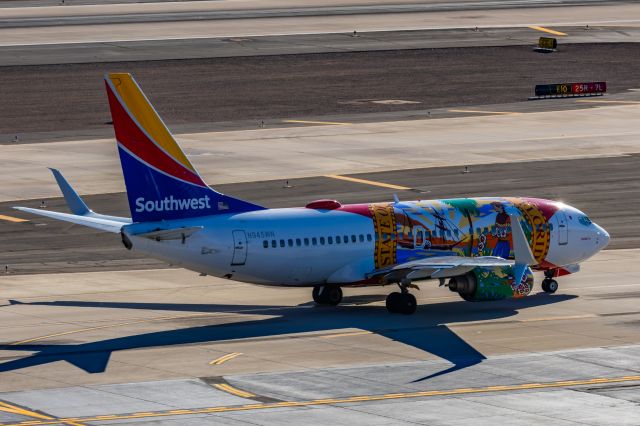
[106, 83, 205, 187]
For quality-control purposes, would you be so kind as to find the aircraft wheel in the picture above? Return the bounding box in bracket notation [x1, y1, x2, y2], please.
[541, 279, 558, 294]
[400, 293, 417, 315]
[386, 292, 417, 314]
[326, 286, 343, 306]
[386, 292, 402, 313]
[313, 286, 342, 305]
[312, 286, 325, 304]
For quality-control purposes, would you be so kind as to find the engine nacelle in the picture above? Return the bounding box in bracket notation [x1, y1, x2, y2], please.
[449, 265, 534, 301]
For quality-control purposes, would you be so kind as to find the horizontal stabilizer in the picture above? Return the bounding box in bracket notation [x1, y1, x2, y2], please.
[13, 207, 126, 233]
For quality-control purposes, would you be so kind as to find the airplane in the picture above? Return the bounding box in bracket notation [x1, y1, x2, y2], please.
[15, 73, 610, 315]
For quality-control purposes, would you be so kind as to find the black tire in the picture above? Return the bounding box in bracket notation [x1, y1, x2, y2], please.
[400, 293, 417, 315]
[386, 292, 402, 313]
[541, 279, 558, 293]
[312, 286, 325, 304]
[326, 286, 343, 306]
[541, 280, 550, 293]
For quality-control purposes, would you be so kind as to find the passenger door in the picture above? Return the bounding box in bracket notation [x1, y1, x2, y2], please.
[556, 211, 568, 245]
[231, 230, 247, 265]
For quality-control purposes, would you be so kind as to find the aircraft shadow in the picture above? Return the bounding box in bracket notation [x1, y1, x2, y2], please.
[2, 294, 576, 381]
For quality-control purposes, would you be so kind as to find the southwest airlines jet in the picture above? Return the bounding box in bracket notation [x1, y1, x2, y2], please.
[16, 74, 610, 315]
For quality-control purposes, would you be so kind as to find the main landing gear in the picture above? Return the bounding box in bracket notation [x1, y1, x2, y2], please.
[312, 285, 343, 306]
[386, 278, 417, 315]
[541, 270, 559, 294]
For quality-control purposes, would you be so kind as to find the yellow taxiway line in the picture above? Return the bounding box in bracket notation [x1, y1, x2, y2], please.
[326, 175, 411, 190]
[448, 109, 518, 115]
[529, 25, 568, 36]
[0, 214, 28, 223]
[209, 352, 243, 365]
[0, 401, 86, 426]
[4, 375, 640, 426]
[213, 383, 256, 398]
[283, 119, 351, 126]
[321, 330, 373, 339]
[0, 402, 53, 421]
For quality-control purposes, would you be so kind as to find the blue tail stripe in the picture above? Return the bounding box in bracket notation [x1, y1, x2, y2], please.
[118, 146, 264, 222]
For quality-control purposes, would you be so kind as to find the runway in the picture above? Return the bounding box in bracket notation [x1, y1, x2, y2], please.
[1, 0, 640, 423]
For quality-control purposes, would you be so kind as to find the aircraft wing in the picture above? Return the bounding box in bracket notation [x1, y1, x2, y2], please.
[13, 207, 126, 233]
[368, 255, 512, 282]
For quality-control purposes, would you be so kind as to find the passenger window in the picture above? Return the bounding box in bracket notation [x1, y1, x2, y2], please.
[296, 238, 302, 246]
[263, 240, 268, 248]
[280, 240, 285, 248]
[312, 237, 317, 245]
[351, 235, 356, 243]
[336, 236, 341, 244]
[304, 238, 309, 246]
[288, 239, 293, 247]
[344, 235, 349, 243]
[328, 236, 333, 244]
[271, 240, 277, 248]
[359, 234, 364, 242]
[367, 234, 372, 242]
[320, 237, 325, 245]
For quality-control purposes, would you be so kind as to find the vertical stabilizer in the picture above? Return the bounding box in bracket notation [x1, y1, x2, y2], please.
[104, 73, 264, 222]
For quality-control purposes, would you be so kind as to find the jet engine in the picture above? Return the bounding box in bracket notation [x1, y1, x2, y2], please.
[448, 265, 533, 301]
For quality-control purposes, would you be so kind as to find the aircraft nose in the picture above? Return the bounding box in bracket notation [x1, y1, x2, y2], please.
[594, 223, 610, 250]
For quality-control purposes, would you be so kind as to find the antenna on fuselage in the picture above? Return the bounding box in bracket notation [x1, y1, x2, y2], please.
[393, 193, 400, 204]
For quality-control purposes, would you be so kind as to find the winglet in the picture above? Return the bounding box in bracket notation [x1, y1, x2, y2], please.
[508, 211, 537, 285]
[49, 168, 91, 215]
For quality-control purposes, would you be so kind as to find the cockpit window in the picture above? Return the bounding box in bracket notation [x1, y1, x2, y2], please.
[578, 215, 592, 226]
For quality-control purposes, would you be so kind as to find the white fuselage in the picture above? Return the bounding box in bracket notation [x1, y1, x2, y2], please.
[127, 208, 375, 286]
[123, 198, 609, 287]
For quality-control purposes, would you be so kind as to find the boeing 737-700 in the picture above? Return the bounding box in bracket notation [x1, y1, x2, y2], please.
[16, 73, 610, 314]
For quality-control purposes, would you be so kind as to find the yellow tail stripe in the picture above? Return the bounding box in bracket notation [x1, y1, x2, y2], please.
[107, 73, 195, 172]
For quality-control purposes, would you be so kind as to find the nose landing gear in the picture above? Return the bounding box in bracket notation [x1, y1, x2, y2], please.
[312, 285, 343, 306]
[386, 278, 417, 315]
[541, 270, 559, 293]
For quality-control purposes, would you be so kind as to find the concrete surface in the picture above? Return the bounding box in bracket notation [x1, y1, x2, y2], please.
[2, 98, 639, 201]
[6, 43, 640, 134]
[2, 1, 640, 47]
[3, 27, 639, 66]
[0, 249, 639, 423]
[1, 1, 638, 422]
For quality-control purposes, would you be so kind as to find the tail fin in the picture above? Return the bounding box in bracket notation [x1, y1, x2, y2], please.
[104, 73, 264, 223]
